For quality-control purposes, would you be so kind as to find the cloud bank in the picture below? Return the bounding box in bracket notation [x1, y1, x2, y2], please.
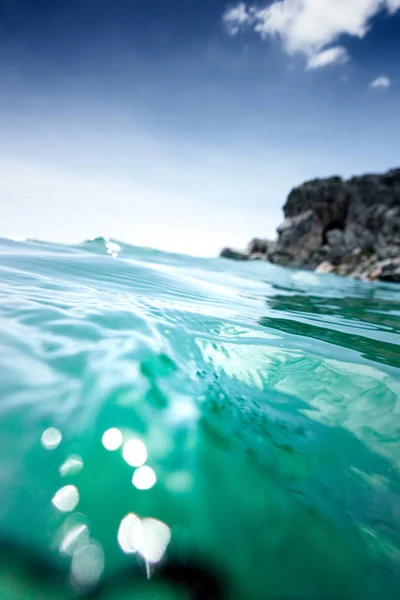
[223, 1, 400, 68]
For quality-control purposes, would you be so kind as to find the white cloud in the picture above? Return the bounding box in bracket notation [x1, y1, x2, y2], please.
[223, 2, 251, 35]
[370, 75, 391, 88]
[387, 0, 400, 12]
[223, 1, 400, 68]
[307, 46, 349, 69]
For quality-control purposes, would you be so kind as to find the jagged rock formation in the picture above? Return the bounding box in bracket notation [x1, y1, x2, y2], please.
[220, 168, 400, 282]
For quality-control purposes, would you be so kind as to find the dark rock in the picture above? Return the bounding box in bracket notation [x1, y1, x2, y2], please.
[270, 168, 400, 280]
[269, 210, 323, 267]
[325, 228, 343, 247]
[246, 238, 269, 255]
[376, 245, 400, 260]
[220, 238, 271, 262]
[377, 259, 400, 283]
[283, 176, 348, 229]
[220, 167, 400, 281]
[220, 248, 248, 261]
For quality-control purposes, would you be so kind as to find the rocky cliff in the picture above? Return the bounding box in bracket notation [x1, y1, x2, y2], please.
[220, 168, 400, 282]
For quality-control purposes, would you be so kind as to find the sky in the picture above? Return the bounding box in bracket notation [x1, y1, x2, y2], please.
[0, 0, 399, 256]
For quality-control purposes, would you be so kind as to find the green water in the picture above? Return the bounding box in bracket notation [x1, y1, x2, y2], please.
[0, 236, 399, 600]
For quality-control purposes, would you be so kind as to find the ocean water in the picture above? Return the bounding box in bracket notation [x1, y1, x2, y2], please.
[0, 236, 399, 600]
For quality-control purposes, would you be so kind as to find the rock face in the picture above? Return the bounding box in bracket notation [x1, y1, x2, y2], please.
[220, 168, 400, 282]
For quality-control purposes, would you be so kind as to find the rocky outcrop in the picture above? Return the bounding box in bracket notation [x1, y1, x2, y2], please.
[221, 238, 272, 262]
[220, 168, 400, 282]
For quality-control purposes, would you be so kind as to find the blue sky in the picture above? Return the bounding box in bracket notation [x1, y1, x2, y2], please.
[0, 0, 399, 255]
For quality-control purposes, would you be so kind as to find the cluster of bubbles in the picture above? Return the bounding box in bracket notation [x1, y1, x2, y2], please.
[102, 428, 157, 490]
[40, 425, 170, 593]
[105, 240, 121, 258]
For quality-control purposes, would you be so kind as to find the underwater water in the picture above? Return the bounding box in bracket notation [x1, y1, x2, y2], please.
[0, 236, 399, 600]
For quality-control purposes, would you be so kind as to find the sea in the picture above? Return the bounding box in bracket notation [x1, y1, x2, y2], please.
[0, 235, 399, 600]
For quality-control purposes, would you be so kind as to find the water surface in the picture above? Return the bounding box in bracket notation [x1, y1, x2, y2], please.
[0, 236, 399, 599]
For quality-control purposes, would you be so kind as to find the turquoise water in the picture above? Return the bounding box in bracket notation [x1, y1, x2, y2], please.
[0, 236, 399, 600]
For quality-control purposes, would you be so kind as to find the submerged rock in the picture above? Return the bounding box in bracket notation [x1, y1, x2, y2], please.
[220, 168, 400, 281]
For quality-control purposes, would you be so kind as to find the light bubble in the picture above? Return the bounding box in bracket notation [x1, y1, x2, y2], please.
[140, 518, 171, 564]
[59, 455, 84, 477]
[52, 485, 80, 513]
[122, 439, 147, 467]
[41, 428, 62, 450]
[117, 513, 143, 554]
[60, 524, 89, 555]
[106, 241, 121, 256]
[168, 396, 199, 424]
[71, 542, 104, 589]
[102, 428, 123, 451]
[132, 466, 156, 490]
[166, 471, 193, 493]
